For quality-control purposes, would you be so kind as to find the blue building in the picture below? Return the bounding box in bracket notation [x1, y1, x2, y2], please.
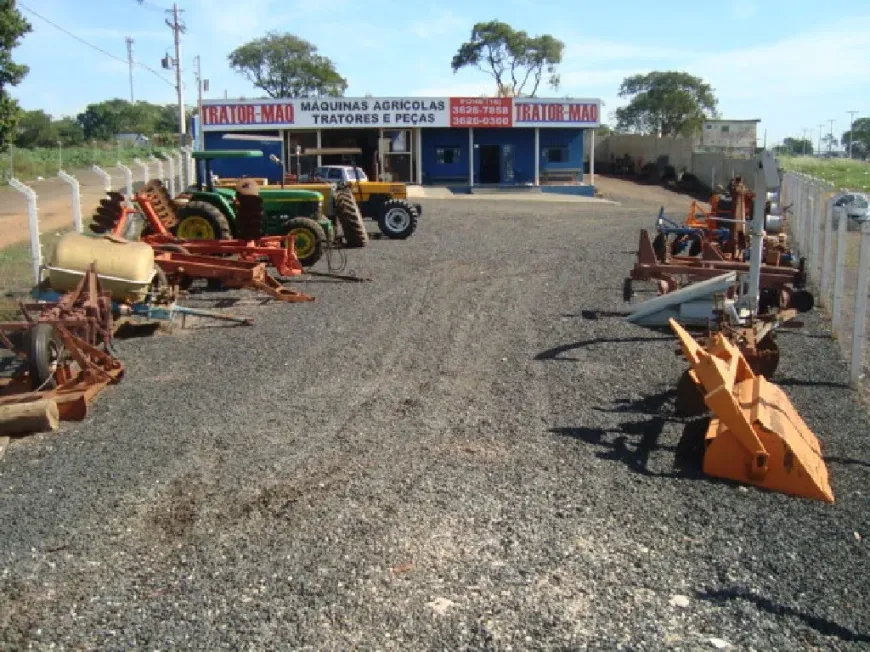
[197, 96, 601, 194]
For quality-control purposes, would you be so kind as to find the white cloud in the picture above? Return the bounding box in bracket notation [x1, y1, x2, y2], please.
[561, 39, 683, 65]
[686, 18, 870, 103]
[409, 9, 465, 40]
[730, 0, 758, 19]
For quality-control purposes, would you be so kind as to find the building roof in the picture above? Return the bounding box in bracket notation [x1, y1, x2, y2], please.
[703, 119, 761, 124]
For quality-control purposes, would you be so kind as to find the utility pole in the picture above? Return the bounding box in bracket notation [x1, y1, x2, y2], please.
[165, 3, 186, 147]
[817, 124, 824, 157]
[126, 37, 135, 102]
[827, 119, 835, 155]
[194, 55, 208, 150]
[847, 110, 859, 159]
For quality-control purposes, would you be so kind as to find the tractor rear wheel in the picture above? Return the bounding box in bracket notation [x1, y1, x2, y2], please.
[285, 216, 326, 267]
[334, 186, 368, 248]
[378, 199, 418, 239]
[174, 201, 232, 241]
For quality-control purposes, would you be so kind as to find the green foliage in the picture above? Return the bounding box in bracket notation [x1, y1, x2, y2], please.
[779, 156, 870, 192]
[54, 116, 84, 145]
[228, 32, 347, 98]
[451, 20, 564, 97]
[615, 71, 718, 137]
[14, 108, 53, 147]
[0, 0, 32, 152]
[76, 99, 186, 141]
[1, 141, 168, 182]
[775, 137, 813, 156]
[841, 117, 869, 159]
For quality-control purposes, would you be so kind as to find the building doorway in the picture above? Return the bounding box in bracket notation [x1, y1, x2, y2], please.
[320, 129, 380, 180]
[479, 144, 501, 184]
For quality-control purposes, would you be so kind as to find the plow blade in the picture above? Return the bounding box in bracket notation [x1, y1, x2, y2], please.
[670, 318, 833, 503]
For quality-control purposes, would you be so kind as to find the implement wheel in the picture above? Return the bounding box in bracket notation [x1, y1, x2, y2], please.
[28, 323, 62, 390]
[378, 199, 418, 239]
[175, 201, 232, 241]
[285, 217, 326, 267]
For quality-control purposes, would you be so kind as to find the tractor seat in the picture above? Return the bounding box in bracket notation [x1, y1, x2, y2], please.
[235, 179, 263, 240]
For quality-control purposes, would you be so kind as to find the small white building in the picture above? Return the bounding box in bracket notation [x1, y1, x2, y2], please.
[116, 133, 150, 146]
[698, 119, 760, 157]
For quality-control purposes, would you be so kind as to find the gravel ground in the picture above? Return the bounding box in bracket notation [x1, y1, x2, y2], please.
[0, 195, 868, 651]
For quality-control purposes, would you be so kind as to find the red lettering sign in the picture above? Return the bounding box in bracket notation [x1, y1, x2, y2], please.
[203, 103, 295, 126]
[449, 97, 512, 128]
[515, 102, 599, 124]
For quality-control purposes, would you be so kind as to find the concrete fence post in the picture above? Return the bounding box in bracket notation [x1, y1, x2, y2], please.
[92, 165, 112, 193]
[117, 163, 133, 207]
[57, 170, 83, 233]
[166, 154, 176, 196]
[133, 158, 149, 187]
[820, 196, 835, 309]
[832, 203, 848, 337]
[808, 193, 819, 287]
[849, 222, 870, 385]
[174, 150, 185, 190]
[150, 155, 164, 185]
[9, 178, 42, 286]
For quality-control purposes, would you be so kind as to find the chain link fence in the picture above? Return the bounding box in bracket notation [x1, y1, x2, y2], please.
[782, 172, 870, 387]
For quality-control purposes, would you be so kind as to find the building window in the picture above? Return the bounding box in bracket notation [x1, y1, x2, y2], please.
[721, 125, 730, 133]
[544, 146, 568, 163]
[436, 147, 461, 164]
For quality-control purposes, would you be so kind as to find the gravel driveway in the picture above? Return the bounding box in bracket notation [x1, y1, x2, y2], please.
[1, 197, 868, 650]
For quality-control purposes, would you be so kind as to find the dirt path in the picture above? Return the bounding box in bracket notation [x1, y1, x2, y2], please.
[0, 170, 130, 249]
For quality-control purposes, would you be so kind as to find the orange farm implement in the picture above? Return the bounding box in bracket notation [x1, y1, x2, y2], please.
[0, 268, 124, 430]
[670, 318, 834, 503]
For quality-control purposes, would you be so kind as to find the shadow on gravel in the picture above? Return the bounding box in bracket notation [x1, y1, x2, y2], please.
[824, 455, 870, 469]
[776, 377, 851, 389]
[535, 335, 671, 361]
[697, 587, 870, 644]
[560, 310, 631, 319]
[552, 389, 708, 478]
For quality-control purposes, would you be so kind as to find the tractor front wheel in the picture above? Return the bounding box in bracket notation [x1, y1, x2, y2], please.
[285, 217, 326, 267]
[174, 201, 232, 241]
[378, 199, 418, 239]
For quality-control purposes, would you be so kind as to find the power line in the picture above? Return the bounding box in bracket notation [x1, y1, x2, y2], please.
[133, 0, 169, 13]
[18, 2, 175, 89]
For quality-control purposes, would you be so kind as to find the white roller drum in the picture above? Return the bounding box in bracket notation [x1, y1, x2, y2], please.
[48, 232, 155, 303]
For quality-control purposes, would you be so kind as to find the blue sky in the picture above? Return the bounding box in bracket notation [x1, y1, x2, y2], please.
[11, 0, 870, 145]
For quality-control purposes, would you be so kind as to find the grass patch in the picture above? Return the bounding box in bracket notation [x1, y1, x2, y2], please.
[779, 156, 870, 191]
[0, 143, 174, 184]
[0, 232, 67, 320]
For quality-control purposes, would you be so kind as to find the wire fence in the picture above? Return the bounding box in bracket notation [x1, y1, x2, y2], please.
[782, 172, 870, 387]
[0, 140, 177, 185]
[0, 147, 193, 316]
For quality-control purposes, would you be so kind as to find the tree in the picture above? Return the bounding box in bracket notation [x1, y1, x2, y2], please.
[54, 116, 84, 146]
[775, 137, 813, 156]
[76, 99, 192, 141]
[615, 71, 718, 137]
[14, 109, 53, 147]
[841, 117, 870, 159]
[451, 20, 564, 97]
[228, 32, 347, 98]
[0, 0, 32, 152]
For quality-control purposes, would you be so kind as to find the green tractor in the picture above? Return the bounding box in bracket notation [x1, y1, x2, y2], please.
[173, 150, 367, 267]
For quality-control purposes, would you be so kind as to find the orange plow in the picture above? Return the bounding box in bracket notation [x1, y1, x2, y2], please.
[669, 318, 834, 503]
